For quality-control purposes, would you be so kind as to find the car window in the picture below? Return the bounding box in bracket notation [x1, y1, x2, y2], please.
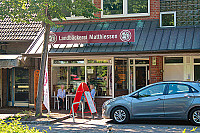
[168, 84, 191, 95]
[139, 84, 166, 98]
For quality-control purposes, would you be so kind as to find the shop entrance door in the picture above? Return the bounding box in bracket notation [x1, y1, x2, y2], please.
[136, 66, 149, 90]
[8, 68, 29, 107]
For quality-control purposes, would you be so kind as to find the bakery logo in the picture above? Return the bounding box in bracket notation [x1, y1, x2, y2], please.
[120, 30, 132, 42]
[49, 32, 57, 44]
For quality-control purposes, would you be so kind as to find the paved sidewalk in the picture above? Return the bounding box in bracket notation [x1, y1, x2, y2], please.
[0, 107, 101, 124]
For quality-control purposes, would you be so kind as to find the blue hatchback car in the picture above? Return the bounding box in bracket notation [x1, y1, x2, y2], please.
[102, 81, 200, 125]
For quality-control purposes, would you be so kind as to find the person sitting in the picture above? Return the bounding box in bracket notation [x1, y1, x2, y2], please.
[90, 84, 96, 99]
[57, 85, 66, 109]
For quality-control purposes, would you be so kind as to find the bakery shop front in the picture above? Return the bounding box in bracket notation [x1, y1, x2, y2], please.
[25, 19, 200, 109]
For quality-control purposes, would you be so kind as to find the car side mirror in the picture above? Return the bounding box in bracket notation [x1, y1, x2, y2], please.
[132, 92, 139, 98]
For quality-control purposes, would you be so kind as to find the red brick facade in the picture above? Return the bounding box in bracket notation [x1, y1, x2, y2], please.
[149, 56, 163, 84]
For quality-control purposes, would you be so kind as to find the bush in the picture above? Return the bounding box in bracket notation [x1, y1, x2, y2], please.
[0, 118, 48, 133]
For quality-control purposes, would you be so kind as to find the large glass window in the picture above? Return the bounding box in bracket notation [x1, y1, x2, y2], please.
[87, 66, 112, 96]
[103, 0, 123, 15]
[103, 0, 149, 17]
[128, 0, 148, 14]
[52, 66, 85, 94]
[115, 58, 128, 90]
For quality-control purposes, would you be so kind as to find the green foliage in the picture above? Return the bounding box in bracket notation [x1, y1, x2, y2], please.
[0, 118, 46, 133]
[0, 0, 101, 26]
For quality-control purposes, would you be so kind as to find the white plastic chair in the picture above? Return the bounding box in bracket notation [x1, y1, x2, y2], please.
[54, 91, 60, 110]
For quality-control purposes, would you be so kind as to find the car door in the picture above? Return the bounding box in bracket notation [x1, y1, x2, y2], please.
[131, 84, 167, 118]
[164, 83, 195, 118]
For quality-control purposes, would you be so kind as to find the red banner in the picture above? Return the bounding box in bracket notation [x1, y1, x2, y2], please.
[49, 29, 135, 44]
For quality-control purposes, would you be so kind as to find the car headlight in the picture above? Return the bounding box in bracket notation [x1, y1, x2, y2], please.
[103, 98, 116, 108]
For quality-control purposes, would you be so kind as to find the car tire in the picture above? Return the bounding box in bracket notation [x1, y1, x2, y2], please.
[189, 107, 200, 126]
[111, 107, 130, 124]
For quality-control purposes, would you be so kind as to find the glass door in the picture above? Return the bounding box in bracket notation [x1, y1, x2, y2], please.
[130, 58, 149, 92]
[15, 68, 29, 101]
[8, 68, 29, 107]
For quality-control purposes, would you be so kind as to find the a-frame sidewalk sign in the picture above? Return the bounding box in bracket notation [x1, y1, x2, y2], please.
[70, 82, 97, 115]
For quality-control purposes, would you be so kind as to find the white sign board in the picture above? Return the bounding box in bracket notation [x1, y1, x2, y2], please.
[84, 91, 96, 113]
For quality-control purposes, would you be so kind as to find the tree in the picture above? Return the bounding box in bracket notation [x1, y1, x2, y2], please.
[0, 0, 101, 117]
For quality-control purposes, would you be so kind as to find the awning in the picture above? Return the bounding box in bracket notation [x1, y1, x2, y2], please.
[0, 55, 21, 68]
[23, 20, 200, 56]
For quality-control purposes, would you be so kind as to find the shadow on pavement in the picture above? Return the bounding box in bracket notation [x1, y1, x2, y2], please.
[107, 119, 192, 126]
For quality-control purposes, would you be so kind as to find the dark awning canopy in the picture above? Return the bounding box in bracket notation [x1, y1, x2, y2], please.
[25, 19, 200, 56]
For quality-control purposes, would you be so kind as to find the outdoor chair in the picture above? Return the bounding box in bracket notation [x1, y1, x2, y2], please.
[54, 91, 60, 110]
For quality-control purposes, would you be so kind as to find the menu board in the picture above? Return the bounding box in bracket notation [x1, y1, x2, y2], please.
[84, 91, 96, 113]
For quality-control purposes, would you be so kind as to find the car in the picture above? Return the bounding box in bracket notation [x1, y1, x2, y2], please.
[102, 81, 200, 125]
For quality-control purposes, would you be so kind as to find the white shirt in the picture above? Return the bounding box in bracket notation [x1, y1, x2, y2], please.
[57, 89, 66, 98]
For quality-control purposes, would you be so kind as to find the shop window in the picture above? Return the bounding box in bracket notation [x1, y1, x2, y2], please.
[135, 60, 149, 64]
[194, 59, 200, 63]
[53, 59, 84, 64]
[52, 66, 85, 94]
[160, 12, 176, 27]
[87, 59, 111, 63]
[102, 0, 149, 18]
[87, 66, 112, 96]
[114, 58, 128, 90]
[165, 57, 183, 64]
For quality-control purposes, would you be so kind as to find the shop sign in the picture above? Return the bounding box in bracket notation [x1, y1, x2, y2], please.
[0, 59, 18, 68]
[49, 29, 135, 44]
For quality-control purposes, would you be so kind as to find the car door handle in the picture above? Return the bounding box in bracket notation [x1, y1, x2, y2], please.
[184, 95, 190, 98]
[155, 98, 162, 101]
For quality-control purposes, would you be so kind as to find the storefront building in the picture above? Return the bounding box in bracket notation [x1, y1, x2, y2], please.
[14, 0, 200, 109]
[26, 0, 200, 110]
[0, 19, 43, 108]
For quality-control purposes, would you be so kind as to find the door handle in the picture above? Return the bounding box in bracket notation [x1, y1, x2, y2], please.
[155, 98, 162, 101]
[184, 95, 190, 98]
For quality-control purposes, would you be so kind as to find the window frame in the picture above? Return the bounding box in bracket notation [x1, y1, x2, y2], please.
[160, 11, 176, 27]
[101, 0, 150, 18]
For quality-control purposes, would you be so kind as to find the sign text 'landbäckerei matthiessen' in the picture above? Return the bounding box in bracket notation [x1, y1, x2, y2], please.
[49, 29, 135, 44]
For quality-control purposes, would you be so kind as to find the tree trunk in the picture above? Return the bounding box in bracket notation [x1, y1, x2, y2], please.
[35, 23, 50, 117]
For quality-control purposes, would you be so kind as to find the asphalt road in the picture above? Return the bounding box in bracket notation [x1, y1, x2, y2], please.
[27, 117, 200, 133]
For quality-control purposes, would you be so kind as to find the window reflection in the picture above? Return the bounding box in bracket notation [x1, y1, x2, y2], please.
[52, 66, 85, 94]
[87, 66, 112, 96]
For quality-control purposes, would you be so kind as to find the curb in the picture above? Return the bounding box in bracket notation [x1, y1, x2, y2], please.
[20, 114, 71, 124]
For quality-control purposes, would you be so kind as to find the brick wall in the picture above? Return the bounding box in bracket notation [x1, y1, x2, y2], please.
[149, 56, 163, 84]
[95, 98, 111, 111]
[115, 89, 128, 97]
[55, 0, 160, 24]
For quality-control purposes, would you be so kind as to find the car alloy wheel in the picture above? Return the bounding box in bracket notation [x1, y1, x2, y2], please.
[193, 110, 200, 124]
[189, 107, 200, 126]
[111, 107, 129, 123]
[114, 109, 126, 122]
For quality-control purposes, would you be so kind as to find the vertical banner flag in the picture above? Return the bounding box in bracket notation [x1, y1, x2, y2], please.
[43, 55, 50, 114]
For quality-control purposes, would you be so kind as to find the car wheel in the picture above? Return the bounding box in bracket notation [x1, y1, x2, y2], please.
[189, 107, 200, 126]
[111, 107, 129, 124]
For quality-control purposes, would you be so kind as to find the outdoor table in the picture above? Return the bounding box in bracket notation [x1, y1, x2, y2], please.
[66, 94, 75, 110]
